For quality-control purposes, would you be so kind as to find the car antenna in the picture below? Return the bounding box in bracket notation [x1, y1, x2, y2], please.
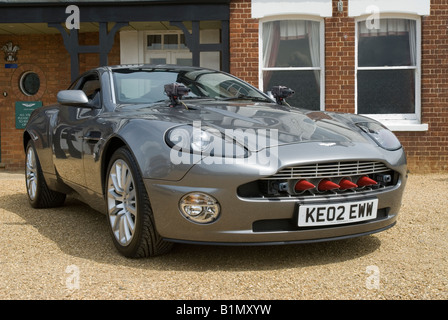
[164, 83, 190, 109]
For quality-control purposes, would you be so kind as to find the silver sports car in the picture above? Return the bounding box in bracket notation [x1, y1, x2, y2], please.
[24, 65, 407, 258]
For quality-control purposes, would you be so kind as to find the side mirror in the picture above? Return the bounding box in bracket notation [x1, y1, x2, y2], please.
[271, 86, 295, 105]
[57, 90, 99, 108]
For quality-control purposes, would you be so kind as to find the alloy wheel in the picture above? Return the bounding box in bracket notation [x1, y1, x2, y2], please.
[25, 146, 38, 201]
[107, 159, 137, 246]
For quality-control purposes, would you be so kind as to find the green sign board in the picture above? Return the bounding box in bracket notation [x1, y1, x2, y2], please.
[15, 101, 42, 129]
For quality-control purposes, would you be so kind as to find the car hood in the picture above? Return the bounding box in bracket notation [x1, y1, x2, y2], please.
[119, 100, 373, 151]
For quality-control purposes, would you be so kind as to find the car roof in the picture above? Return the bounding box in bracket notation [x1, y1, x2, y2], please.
[105, 64, 207, 72]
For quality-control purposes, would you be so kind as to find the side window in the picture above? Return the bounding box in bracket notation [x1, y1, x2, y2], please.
[79, 74, 101, 108]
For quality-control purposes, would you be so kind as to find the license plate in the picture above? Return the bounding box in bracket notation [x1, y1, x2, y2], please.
[298, 199, 378, 227]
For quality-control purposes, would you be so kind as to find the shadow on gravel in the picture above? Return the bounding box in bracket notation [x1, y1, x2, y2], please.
[1, 193, 381, 272]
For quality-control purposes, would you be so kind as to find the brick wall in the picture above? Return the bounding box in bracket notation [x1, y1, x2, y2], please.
[229, 0, 448, 173]
[229, 0, 260, 86]
[325, 0, 356, 114]
[0, 32, 120, 170]
[402, 0, 448, 173]
[0, 33, 69, 169]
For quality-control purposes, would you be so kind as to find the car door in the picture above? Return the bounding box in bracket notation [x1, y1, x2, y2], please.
[52, 72, 102, 188]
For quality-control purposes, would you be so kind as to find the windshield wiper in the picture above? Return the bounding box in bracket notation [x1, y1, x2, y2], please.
[182, 96, 215, 100]
[220, 94, 272, 103]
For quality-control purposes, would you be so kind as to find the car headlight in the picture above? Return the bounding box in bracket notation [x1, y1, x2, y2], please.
[165, 124, 248, 158]
[356, 122, 402, 151]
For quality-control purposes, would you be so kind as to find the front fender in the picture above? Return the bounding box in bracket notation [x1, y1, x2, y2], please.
[24, 107, 58, 177]
[117, 119, 197, 181]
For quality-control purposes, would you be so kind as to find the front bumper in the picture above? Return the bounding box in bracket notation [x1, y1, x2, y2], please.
[145, 143, 407, 244]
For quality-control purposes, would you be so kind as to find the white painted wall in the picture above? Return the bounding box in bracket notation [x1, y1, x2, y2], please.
[251, 0, 333, 19]
[348, 0, 430, 17]
[119, 30, 140, 64]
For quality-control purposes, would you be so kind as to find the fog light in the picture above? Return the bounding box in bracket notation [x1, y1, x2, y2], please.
[179, 192, 220, 224]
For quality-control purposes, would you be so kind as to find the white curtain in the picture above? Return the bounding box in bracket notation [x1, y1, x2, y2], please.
[308, 21, 321, 84]
[359, 18, 417, 66]
[279, 20, 307, 40]
[359, 18, 409, 37]
[262, 21, 278, 68]
[279, 20, 320, 86]
[263, 20, 321, 87]
[408, 20, 417, 66]
[262, 21, 280, 86]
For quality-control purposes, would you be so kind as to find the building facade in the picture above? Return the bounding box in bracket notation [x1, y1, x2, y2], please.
[0, 0, 446, 172]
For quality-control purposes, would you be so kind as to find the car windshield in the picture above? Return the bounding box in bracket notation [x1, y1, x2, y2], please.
[112, 67, 271, 104]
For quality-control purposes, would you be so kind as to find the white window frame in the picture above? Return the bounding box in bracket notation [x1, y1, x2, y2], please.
[258, 15, 325, 111]
[355, 14, 428, 131]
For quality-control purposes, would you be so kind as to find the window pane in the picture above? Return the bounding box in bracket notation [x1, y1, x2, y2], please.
[113, 69, 269, 103]
[263, 70, 320, 111]
[176, 58, 192, 66]
[150, 58, 166, 65]
[114, 71, 178, 103]
[147, 35, 162, 50]
[358, 19, 416, 67]
[164, 34, 178, 50]
[20, 72, 40, 96]
[262, 20, 320, 68]
[357, 70, 415, 114]
[179, 34, 188, 49]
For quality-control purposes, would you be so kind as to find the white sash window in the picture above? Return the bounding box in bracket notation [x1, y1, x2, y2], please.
[260, 18, 325, 111]
[254, 1, 330, 111]
[350, 0, 430, 131]
[355, 16, 427, 131]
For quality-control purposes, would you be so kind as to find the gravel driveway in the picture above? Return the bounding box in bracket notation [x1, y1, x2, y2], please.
[0, 171, 446, 300]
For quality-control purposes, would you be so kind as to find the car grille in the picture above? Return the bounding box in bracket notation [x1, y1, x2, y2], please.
[262, 161, 390, 180]
[237, 160, 398, 199]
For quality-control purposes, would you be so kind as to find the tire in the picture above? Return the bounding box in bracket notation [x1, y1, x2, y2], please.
[105, 147, 173, 258]
[25, 140, 66, 208]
